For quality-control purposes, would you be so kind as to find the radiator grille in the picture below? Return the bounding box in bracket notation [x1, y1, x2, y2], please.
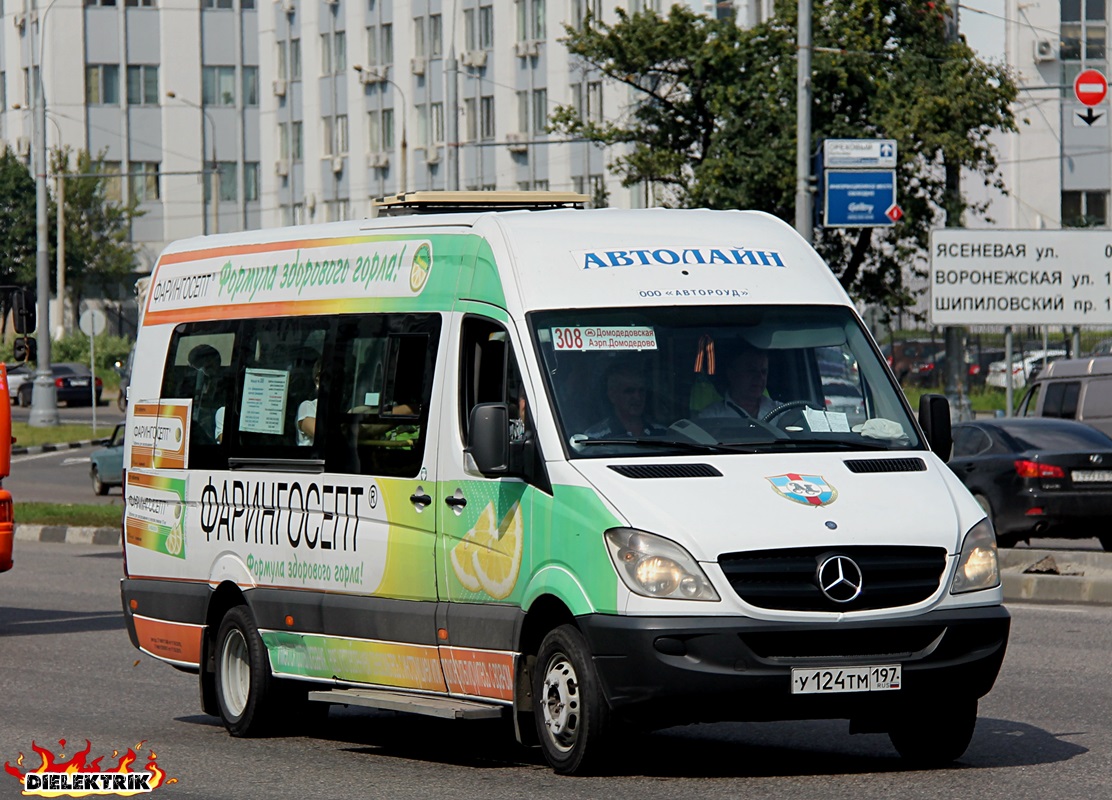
[718, 545, 947, 612]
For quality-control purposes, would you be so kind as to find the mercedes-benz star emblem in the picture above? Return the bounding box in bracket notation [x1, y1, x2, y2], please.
[816, 555, 864, 603]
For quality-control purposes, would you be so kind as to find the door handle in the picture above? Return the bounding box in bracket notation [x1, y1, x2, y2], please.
[410, 491, 432, 508]
[444, 495, 467, 509]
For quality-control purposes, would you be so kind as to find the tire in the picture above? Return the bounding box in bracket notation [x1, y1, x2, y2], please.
[18, 384, 32, 407]
[91, 466, 109, 496]
[889, 697, 978, 767]
[532, 624, 611, 775]
[117, 393, 127, 412]
[214, 605, 279, 737]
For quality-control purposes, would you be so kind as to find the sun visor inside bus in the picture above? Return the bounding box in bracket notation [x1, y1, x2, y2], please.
[744, 326, 847, 350]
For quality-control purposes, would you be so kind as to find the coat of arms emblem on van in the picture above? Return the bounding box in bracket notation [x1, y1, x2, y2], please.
[767, 473, 838, 507]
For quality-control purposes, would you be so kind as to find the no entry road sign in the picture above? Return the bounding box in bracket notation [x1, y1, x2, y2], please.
[1075, 68, 1108, 107]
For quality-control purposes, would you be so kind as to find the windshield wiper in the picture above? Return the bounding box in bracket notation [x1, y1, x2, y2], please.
[572, 437, 758, 454]
[742, 437, 897, 452]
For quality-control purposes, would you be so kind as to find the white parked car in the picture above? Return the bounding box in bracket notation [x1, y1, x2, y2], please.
[986, 349, 1067, 389]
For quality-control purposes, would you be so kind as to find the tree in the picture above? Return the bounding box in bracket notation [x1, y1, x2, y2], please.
[0, 147, 38, 290]
[50, 148, 142, 327]
[551, 2, 1017, 311]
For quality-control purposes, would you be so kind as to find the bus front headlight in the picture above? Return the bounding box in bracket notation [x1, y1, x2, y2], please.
[951, 519, 1000, 594]
[604, 528, 719, 601]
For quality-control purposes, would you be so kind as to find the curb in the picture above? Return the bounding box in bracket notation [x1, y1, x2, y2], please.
[12, 439, 108, 457]
[15, 524, 121, 546]
[12, 529, 1112, 607]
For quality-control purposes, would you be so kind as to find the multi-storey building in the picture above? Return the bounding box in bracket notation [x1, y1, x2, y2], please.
[0, 0, 768, 285]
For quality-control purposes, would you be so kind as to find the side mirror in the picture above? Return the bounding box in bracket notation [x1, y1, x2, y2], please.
[12, 289, 35, 335]
[467, 402, 510, 475]
[918, 394, 953, 462]
[12, 336, 37, 363]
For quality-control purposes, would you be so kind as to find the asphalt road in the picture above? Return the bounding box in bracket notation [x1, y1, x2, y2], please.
[1, 541, 1110, 800]
[10, 395, 124, 428]
[6, 447, 125, 506]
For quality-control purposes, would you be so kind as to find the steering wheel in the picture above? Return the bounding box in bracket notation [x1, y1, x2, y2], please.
[761, 400, 818, 424]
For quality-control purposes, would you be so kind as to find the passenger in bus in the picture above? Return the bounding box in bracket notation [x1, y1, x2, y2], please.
[698, 343, 780, 419]
[296, 360, 322, 446]
[584, 361, 667, 439]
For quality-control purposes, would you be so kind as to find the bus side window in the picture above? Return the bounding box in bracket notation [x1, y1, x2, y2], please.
[160, 324, 237, 468]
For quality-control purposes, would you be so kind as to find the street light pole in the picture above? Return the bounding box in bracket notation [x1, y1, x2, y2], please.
[29, 0, 59, 426]
[167, 91, 218, 235]
[794, 0, 813, 241]
[353, 65, 407, 194]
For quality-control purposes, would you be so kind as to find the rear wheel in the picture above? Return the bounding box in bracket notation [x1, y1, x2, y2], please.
[91, 466, 109, 496]
[889, 697, 978, 767]
[533, 624, 611, 775]
[18, 384, 32, 407]
[214, 605, 279, 737]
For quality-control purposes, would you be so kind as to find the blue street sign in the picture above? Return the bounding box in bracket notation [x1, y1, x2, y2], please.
[823, 169, 897, 227]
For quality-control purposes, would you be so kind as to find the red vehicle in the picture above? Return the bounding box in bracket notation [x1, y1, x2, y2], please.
[0, 363, 13, 572]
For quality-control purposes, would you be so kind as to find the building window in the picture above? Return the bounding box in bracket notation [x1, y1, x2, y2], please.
[86, 65, 120, 105]
[279, 123, 289, 159]
[430, 14, 442, 57]
[124, 0, 157, 7]
[416, 104, 428, 148]
[381, 108, 395, 149]
[102, 160, 123, 202]
[278, 42, 288, 80]
[414, 17, 426, 58]
[126, 65, 159, 105]
[336, 114, 348, 154]
[481, 95, 494, 139]
[516, 90, 528, 133]
[570, 82, 583, 119]
[464, 97, 477, 142]
[480, 5, 494, 48]
[1061, 0, 1106, 96]
[381, 24, 393, 63]
[464, 8, 476, 50]
[202, 0, 234, 7]
[243, 66, 259, 106]
[587, 81, 602, 122]
[241, 0, 254, 8]
[532, 88, 547, 134]
[431, 103, 443, 144]
[202, 66, 236, 106]
[532, 0, 545, 39]
[245, 162, 260, 201]
[321, 34, 333, 74]
[129, 162, 160, 203]
[334, 31, 346, 72]
[203, 162, 237, 202]
[323, 117, 334, 156]
[1062, 190, 1108, 227]
[292, 121, 303, 160]
[291, 38, 302, 80]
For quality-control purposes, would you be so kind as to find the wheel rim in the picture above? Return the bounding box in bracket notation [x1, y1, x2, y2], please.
[540, 652, 581, 753]
[92, 469, 101, 492]
[219, 628, 251, 717]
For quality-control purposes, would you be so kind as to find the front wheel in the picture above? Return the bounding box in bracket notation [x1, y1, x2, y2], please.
[889, 697, 978, 767]
[532, 624, 611, 775]
[214, 605, 278, 737]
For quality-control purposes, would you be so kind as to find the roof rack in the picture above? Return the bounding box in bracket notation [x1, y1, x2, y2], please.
[370, 190, 590, 217]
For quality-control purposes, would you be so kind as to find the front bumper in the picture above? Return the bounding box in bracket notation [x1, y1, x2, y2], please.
[997, 488, 1112, 538]
[578, 604, 1010, 727]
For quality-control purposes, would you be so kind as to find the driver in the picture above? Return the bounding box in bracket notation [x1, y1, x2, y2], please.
[698, 343, 780, 419]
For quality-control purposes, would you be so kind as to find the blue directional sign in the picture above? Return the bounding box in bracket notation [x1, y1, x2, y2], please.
[823, 169, 897, 228]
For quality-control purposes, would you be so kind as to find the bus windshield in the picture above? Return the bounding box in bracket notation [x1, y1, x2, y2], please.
[530, 305, 921, 458]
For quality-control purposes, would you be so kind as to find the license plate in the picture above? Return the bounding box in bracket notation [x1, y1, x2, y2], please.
[1072, 469, 1112, 483]
[791, 665, 901, 694]
[71, 379, 89, 387]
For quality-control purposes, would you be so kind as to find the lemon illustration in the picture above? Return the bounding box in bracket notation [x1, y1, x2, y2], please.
[164, 505, 184, 556]
[472, 503, 523, 600]
[450, 503, 495, 593]
[409, 243, 432, 293]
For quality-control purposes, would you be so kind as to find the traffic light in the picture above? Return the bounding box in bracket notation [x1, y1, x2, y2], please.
[12, 336, 37, 363]
[11, 289, 35, 335]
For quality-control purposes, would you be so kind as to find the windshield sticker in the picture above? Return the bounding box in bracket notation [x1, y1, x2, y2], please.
[550, 326, 658, 351]
[767, 474, 839, 507]
[803, 408, 851, 433]
[240, 368, 290, 435]
[575, 247, 785, 270]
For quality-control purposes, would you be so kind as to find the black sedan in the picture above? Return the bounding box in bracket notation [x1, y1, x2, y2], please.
[949, 418, 1112, 551]
[11, 362, 103, 407]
